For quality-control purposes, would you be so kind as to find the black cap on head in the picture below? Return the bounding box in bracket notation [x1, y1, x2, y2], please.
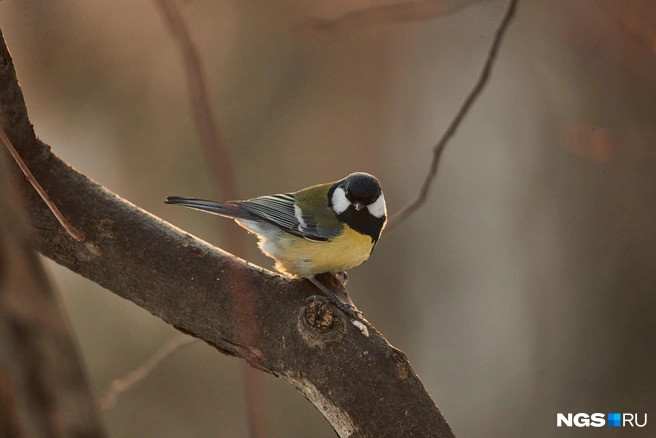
[342, 172, 381, 204]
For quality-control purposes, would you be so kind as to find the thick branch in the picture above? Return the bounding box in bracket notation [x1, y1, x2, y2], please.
[0, 29, 454, 437]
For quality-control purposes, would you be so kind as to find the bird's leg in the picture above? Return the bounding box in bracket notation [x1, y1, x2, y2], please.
[306, 276, 360, 320]
[334, 271, 348, 286]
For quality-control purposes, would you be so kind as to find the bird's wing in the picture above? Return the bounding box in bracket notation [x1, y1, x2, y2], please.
[237, 193, 340, 242]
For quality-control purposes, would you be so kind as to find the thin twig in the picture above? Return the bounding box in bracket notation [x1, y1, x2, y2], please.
[99, 335, 198, 412]
[387, 0, 519, 229]
[296, 0, 486, 37]
[0, 128, 86, 242]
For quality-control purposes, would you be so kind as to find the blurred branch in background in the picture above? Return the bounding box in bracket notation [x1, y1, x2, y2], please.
[0, 151, 105, 437]
[387, 0, 518, 229]
[99, 1, 270, 437]
[0, 25, 455, 437]
[606, 0, 656, 53]
[154, 0, 235, 202]
[99, 334, 197, 412]
[297, 0, 486, 37]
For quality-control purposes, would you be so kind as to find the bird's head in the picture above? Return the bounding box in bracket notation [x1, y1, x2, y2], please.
[329, 172, 387, 240]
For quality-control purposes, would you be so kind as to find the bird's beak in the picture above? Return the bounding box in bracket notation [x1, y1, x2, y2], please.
[353, 202, 364, 211]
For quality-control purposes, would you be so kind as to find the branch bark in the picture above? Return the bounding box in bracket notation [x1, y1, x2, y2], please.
[0, 27, 454, 438]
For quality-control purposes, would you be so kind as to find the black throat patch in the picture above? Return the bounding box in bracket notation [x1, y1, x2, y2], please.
[336, 207, 386, 242]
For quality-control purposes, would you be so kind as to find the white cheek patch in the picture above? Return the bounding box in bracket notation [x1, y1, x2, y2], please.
[331, 187, 350, 214]
[294, 204, 307, 228]
[367, 194, 386, 218]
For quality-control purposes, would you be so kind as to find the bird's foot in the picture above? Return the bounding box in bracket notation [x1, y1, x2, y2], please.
[306, 276, 360, 320]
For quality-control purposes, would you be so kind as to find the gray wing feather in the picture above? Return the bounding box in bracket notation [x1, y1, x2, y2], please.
[237, 194, 338, 242]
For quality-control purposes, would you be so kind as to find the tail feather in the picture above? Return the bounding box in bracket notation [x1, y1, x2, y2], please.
[165, 196, 254, 220]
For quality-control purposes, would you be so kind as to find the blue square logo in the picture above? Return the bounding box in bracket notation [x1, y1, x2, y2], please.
[608, 413, 621, 427]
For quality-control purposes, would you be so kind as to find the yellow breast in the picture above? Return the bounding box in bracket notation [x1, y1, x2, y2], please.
[265, 225, 375, 277]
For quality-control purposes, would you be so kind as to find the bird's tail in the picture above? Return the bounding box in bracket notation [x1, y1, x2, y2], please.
[165, 196, 255, 220]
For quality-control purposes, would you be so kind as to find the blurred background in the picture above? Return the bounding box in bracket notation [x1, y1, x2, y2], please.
[1, 0, 656, 436]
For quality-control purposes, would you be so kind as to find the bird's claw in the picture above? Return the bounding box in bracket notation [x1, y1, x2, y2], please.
[306, 295, 361, 320]
[334, 271, 348, 286]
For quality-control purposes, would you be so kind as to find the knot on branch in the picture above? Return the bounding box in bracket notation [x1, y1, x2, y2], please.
[390, 347, 410, 382]
[297, 301, 346, 349]
[305, 301, 335, 332]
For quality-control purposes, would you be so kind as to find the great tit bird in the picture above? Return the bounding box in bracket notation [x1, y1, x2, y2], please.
[165, 172, 387, 280]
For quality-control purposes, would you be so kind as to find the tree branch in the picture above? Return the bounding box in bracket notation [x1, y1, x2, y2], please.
[0, 27, 454, 438]
[388, 0, 518, 229]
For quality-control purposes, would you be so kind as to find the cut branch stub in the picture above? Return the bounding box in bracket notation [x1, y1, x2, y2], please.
[298, 301, 347, 349]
